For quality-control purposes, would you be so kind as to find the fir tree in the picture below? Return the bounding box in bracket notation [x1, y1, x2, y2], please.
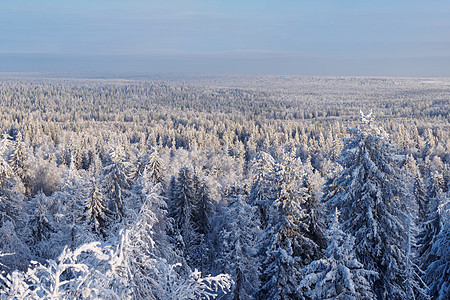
[147, 150, 164, 185]
[299, 174, 327, 256]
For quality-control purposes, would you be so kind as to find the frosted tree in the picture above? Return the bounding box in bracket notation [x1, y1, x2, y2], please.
[249, 151, 276, 228]
[191, 173, 214, 273]
[109, 183, 232, 299]
[423, 195, 450, 300]
[169, 167, 198, 267]
[0, 221, 32, 272]
[298, 209, 377, 300]
[219, 194, 261, 299]
[27, 191, 55, 247]
[84, 180, 112, 239]
[257, 160, 321, 299]
[8, 131, 29, 192]
[403, 214, 429, 300]
[324, 111, 409, 299]
[413, 173, 428, 224]
[0, 151, 24, 227]
[147, 150, 165, 185]
[193, 175, 213, 236]
[102, 148, 133, 221]
[133, 149, 165, 185]
[417, 172, 445, 270]
[299, 174, 327, 257]
[59, 160, 89, 250]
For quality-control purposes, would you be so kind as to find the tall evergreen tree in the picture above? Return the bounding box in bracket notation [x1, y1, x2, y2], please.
[324, 111, 410, 299]
[257, 160, 323, 299]
[219, 194, 261, 299]
[84, 180, 112, 239]
[298, 209, 377, 300]
[169, 167, 199, 268]
[147, 150, 165, 185]
[299, 175, 327, 256]
[413, 173, 428, 224]
[102, 149, 132, 221]
[8, 132, 29, 193]
[27, 191, 55, 248]
[424, 195, 450, 299]
[191, 174, 214, 273]
[417, 172, 445, 271]
[403, 214, 429, 300]
[249, 151, 276, 229]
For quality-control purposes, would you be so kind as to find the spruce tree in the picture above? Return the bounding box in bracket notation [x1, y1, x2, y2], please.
[324, 111, 410, 299]
[298, 209, 377, 300]
[403, 214, 429, 300]
[219, 194, 261, 299]
[27, 191, 55, 246]
[249, 151, 276, 229]
[84, 181, 112, 239]
[170, 167, 198, 268]
[257, 160, 322, 299]
[102, 149, 132, 221]
[8, 132, 29, 192]
[424, 196, 450, 299]
[191, 174, 214, 273]
[413, 173, 428, 224]
[417, 172, 444, 271]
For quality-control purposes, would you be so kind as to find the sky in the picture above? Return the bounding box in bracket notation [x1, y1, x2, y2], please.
[1, 0, 449, 76]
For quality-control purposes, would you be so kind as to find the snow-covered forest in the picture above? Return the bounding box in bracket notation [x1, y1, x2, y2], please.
[0, 75, 449, 299]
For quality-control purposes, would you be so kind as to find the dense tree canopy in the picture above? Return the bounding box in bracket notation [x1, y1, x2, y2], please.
[0, 76, 448, 299]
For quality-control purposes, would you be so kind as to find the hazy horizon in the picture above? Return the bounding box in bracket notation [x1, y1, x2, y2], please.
[1, 0, 449, 77]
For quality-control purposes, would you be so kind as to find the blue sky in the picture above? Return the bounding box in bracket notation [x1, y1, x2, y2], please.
[1, 0, 449, 76]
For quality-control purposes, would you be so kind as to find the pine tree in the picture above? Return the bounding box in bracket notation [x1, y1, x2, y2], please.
[0, 220, 32, 272]
[192, 174, 213, 236]
[133, 149, 164, 185]
[324, 111, 410, 299]
[298, 209, 377, 300]
[0, 154, 23, 227]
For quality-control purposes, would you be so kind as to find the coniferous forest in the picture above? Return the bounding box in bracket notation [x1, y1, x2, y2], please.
[0, 75, 449, 299]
